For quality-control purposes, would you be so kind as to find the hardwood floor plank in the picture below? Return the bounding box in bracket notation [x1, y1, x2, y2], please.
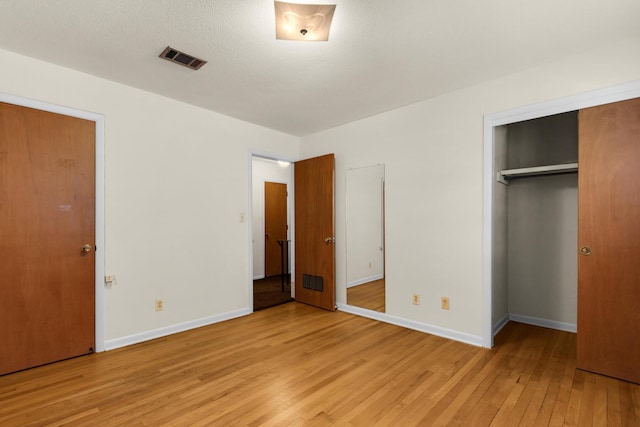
[531, 338, 568, 426]
[593, 375, 609, 426]
[620, 380, 639, 426]
[516, 331, 567, 426]
[548, 336, 578, 426]
[487, 327, 542, 426]
[1, 303, 639, 426]
[578, 370, 597, 426]
[564, 369, 585, 426]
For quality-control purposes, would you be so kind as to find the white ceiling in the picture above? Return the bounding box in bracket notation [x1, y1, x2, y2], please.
[0, 0, 638, 136]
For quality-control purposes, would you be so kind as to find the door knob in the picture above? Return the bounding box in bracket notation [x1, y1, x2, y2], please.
[325, 237, 335, 243]
[81, 244, 93, 253]
[580, 246, 592, 256]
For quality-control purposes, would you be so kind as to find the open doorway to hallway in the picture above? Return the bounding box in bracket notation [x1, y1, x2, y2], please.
[251, 156, 293, 310]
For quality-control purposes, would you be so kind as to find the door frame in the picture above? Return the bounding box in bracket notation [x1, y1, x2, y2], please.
[482, 80, 640, 348]
[248, 152, 295, 311]
[1, 92, 106, 352]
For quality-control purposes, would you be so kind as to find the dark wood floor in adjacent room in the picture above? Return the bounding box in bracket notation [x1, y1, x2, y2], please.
[253, 274, 293, 311]
[1, 302, 638, 426]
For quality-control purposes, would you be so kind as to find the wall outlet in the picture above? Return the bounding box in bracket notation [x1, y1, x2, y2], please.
[155, 299, 164, 311]
[412, 294, 420, 305]
[441, 297, 450, 310]
[239, 212, 246, 222]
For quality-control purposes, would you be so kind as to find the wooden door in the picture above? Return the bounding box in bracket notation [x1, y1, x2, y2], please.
[264, 182, 288, 277]
[0, 102, 95, 375]
[294, 154, 335, 311]
[577, 97, 640, 384]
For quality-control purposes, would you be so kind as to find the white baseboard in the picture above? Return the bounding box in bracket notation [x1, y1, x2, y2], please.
[346, 274, 384, 288]
[492, 313, 510, 337]
[253, 275, 265, 280]
[337, 303, 483, 347]
[508, 313, 577, 333]
[104, 308, 252, 351]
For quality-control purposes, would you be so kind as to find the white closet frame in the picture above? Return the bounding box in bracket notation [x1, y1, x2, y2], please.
[482, 80, 640, 348]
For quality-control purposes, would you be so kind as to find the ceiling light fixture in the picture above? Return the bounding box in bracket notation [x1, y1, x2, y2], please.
[274, 1, 336, 41]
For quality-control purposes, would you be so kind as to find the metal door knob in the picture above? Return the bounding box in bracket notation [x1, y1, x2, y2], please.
[325, 237, 335, 243]
[580, 246, 592, 256]
[81, 244, 93, 253]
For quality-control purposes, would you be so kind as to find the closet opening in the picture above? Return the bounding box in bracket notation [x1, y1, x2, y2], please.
[492, 111, 579, 338]
[483, 82, 640, 383]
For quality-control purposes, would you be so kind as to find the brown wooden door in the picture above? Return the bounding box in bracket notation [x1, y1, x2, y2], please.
[294, 154, 335, 311]
[0, 102, 95, 375]
[264, 182, 288, 277]
[577, 97, 640, 384]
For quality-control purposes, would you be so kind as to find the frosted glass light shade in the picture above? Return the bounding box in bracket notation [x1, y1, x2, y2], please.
[274, 1, 336, 41]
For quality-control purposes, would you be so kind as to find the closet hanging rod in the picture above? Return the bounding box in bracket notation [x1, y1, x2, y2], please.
[497, 163, 578, 185]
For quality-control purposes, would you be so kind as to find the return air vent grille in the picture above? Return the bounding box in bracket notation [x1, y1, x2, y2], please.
[159, 46, 207, 70]
[302, 274, 324, 292]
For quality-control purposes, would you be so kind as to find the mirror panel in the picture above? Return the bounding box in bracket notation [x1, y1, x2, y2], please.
[346, 164, 385, 312]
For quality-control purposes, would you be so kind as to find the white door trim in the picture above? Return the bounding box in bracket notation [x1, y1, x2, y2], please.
[482, 80, 640, 348]
[0, 92, 106, 352]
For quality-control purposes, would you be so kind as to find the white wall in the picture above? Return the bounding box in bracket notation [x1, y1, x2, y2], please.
[251, 157, 292, 279]
[300, 36, 640, 342]
[0, 48, 299, 346]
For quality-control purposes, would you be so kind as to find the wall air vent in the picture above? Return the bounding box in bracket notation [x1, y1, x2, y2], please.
[159, 46, 207, 70]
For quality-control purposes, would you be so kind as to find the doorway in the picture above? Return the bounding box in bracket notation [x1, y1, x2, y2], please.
[251, 156, 293, 311]
[249, 153, 336, 312]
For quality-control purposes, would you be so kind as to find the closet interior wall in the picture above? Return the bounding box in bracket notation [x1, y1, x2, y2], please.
[493, 112, 579, 332]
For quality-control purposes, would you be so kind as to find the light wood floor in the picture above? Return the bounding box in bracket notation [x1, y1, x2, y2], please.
[347, 279, 385, 312]
[1, 302, 638, 426]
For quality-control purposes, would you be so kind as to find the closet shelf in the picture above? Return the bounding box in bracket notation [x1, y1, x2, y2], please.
[497, 163, 578, 185]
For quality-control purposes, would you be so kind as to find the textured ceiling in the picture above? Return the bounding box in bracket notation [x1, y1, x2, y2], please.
[0, 0, 638, 136]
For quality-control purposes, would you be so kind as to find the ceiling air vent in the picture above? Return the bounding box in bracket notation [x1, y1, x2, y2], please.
[159, 46, 207, 70]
